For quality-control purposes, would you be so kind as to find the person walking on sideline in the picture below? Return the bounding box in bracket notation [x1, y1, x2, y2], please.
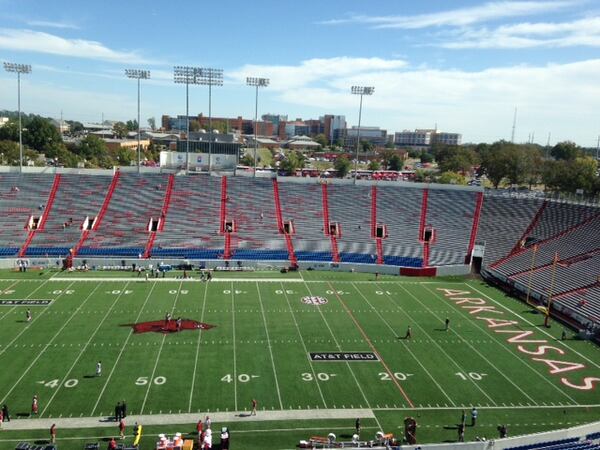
[251, 398, 257, 416]
[31, 395, 38, 415]
[458, 422, 465, 442]
[114, 402, 121, 421]
[460, 409, 466, 425]
[108, 437, 117, 450]
[2, 404, 10, 422]
[119, 419, 125, 439]
[96, 361, 102, 377]
[355, 417, 361, 435]
[405, 325, 412, 339]
[471, 407, 478, 426]
[445, 318, 450, 331]
[121, 400, 127, 419]
[50, 423, 56, 443]
[26, 309, 32, 322]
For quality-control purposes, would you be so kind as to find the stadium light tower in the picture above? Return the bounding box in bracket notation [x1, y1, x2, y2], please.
[351, 86, 374, 184]
[125, 69, 150, 173]
[174, 66, 202, 174]
[246, 77, 270, 177]
[197, 68, 223, 172]
[4, 62, 31, 173]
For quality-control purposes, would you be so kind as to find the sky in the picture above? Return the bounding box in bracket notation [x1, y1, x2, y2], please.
[1, 0, 600, 145]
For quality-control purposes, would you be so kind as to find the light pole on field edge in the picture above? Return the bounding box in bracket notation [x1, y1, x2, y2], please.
[198, 68, 223, 173]
[351, 86, 374, 185]
[4, 62, 31, 173]
[125, 69, 150, 174]
[246, 77, 270, 177]
[174, 66, 203, 174]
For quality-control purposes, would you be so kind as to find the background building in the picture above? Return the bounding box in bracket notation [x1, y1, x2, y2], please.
[395, 129, 462, 147]
[345, 126, 388, 148]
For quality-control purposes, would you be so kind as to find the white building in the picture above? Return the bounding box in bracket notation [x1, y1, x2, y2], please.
[0, 117, 9, 127]
[395, 129, 462, 147]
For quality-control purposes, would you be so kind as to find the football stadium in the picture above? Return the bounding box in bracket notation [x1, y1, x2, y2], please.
[0, 171, 598, 450]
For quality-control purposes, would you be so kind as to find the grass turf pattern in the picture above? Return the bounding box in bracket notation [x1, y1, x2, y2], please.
[0, 271, 598, 448]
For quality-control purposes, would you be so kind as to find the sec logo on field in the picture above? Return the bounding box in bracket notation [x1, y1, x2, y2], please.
[301, 296, 328, 306]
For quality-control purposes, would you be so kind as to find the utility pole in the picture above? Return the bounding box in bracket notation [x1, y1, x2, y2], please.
[511, 107, 517, 143]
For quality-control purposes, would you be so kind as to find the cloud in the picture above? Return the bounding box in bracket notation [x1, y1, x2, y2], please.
[319, 1, 575, 29]
[227, 56, 600, 145]
[25, 19, 79, 30]
[441, 16, 600, 48]
[229, 57, 407, 90]
[0, 28, 153, 64]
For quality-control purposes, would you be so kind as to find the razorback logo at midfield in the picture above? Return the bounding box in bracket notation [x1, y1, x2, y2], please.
[438, 288, 600, 391]
[123, 319, 215, 334]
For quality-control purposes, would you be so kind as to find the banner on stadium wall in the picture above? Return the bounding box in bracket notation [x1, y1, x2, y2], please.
[160, 151, 237, 170]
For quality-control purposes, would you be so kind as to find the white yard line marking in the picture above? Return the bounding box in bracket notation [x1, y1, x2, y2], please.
[388, 283, 498, 406]
[40, 282, 131, 417]
[90, 282, 158, 416]
[423, 284, 578, 404]
[231, 281, 238, 411]
[467, 283, 600, 370]
[140, 281, 184, 414]
[188, 282, 209, 413]
[280, 282, 328, 408]
[350, 282, 456, 406]
[45, 277, 463, 284]
[415, 284, 541, 404]
[0, 280, 24, 321]
[255, 282, 284, 410]
[0, 279, 72, 357]
[0, 281, 92, 405]
[299, 279, 383, 430]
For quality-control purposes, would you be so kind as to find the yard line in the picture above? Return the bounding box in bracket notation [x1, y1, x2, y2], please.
[327, 282, 415, 408]
[0, 280, 23, 321]
[40, 282, 131, 417]
[0, 281, 94, 405]
[350, 282, 455, 407]
[412, 284, 540, 405]
[140, 281, 184, 414]
[384, 283, 498, 406]
[423, 284, 578, 404]
[299, 279, 382, 430]
[231, 281, 238, 411]
[467, 283, 600, 371]
[255, 282, 284, 410]
[0, 280, 74, 357]
[280, 282, 327, 408]
[90, 282, 158, 416]
[188, 281, 209, 412]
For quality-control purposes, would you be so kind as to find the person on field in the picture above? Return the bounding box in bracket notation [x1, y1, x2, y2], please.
[31, 395, 38, 415]
[251, 398, 257, 415]
[50, 423, 56, 443]
[108, 437, 117, 450]
[458, 422, 465, 442]
[405, 325, 412, 339]
[355, 417, 361, 435]
[176, 317, 182, 332]
[461, 410, 466, 425]
[471, 407, 478, 426]
[205, 415, 211, 429]
[121, 400, 127, 418]
[0, 409, 3, 428]
[119, 419, 125, 439]
[26, 309, 32, 322]
[115, 402, 121, 421]
[498, 424, 508, 438]
[2, 404, 9, 422]
[197, 419, 204, 435]
[96, 361, 102, 377]
[445, 318, 450, 331]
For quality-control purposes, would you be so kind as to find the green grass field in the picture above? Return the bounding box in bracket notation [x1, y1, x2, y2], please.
[0, 270, 598, 449]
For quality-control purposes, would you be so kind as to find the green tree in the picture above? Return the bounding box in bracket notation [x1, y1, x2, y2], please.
[66, 120, 84, 134]
[113, 122, 128, 139]
[367, 159, 381, 171]
[189, 120, 200, 133]
[314, 133, 328, 147]
[420, 152, 434, 164]
[0, 140, 20, 165]
[125, 120, 139, 132]
[334, 155, 352, 178]
[388, 154, 403, 171]
[360, 140, 374, 153]
[147, 117, 156, 131]
[551, 141, 581, 161]
[437, 171, 467, 185]
[240, 153, 254, 167]
[435, 145, 478, 173]
[0, 120, 20, 141]
[407, 149, 421, 159]
[22, 116, 63, 153]
[279, 150, 305, 175]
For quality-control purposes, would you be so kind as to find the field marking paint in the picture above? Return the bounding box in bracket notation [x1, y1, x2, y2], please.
[140, 281, 184, 414]
[255, 282, 284, 410]
[467, 283, 600, 371]
[385, 283, 498, 406]
[231, 281, 238, 411]
[188, 282, 209, 412]
[423, 284, 578, 404]
[298, 279, 382, 430]
[328, 282, 415, 408]
[413, 283, 542, 405]
[350, 282, 455, 406]
[90, 282, 158, 416]
[0, 281, 91, 405]
[0, 278, 54, 330]
[280, 282, 327, 408]
[46, 277, 464, 284]
[0, 280, 24, 321]
[40, 282, 131, 417]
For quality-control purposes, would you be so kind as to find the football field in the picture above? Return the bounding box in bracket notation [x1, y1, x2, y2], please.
[0, 270, 599, 449]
